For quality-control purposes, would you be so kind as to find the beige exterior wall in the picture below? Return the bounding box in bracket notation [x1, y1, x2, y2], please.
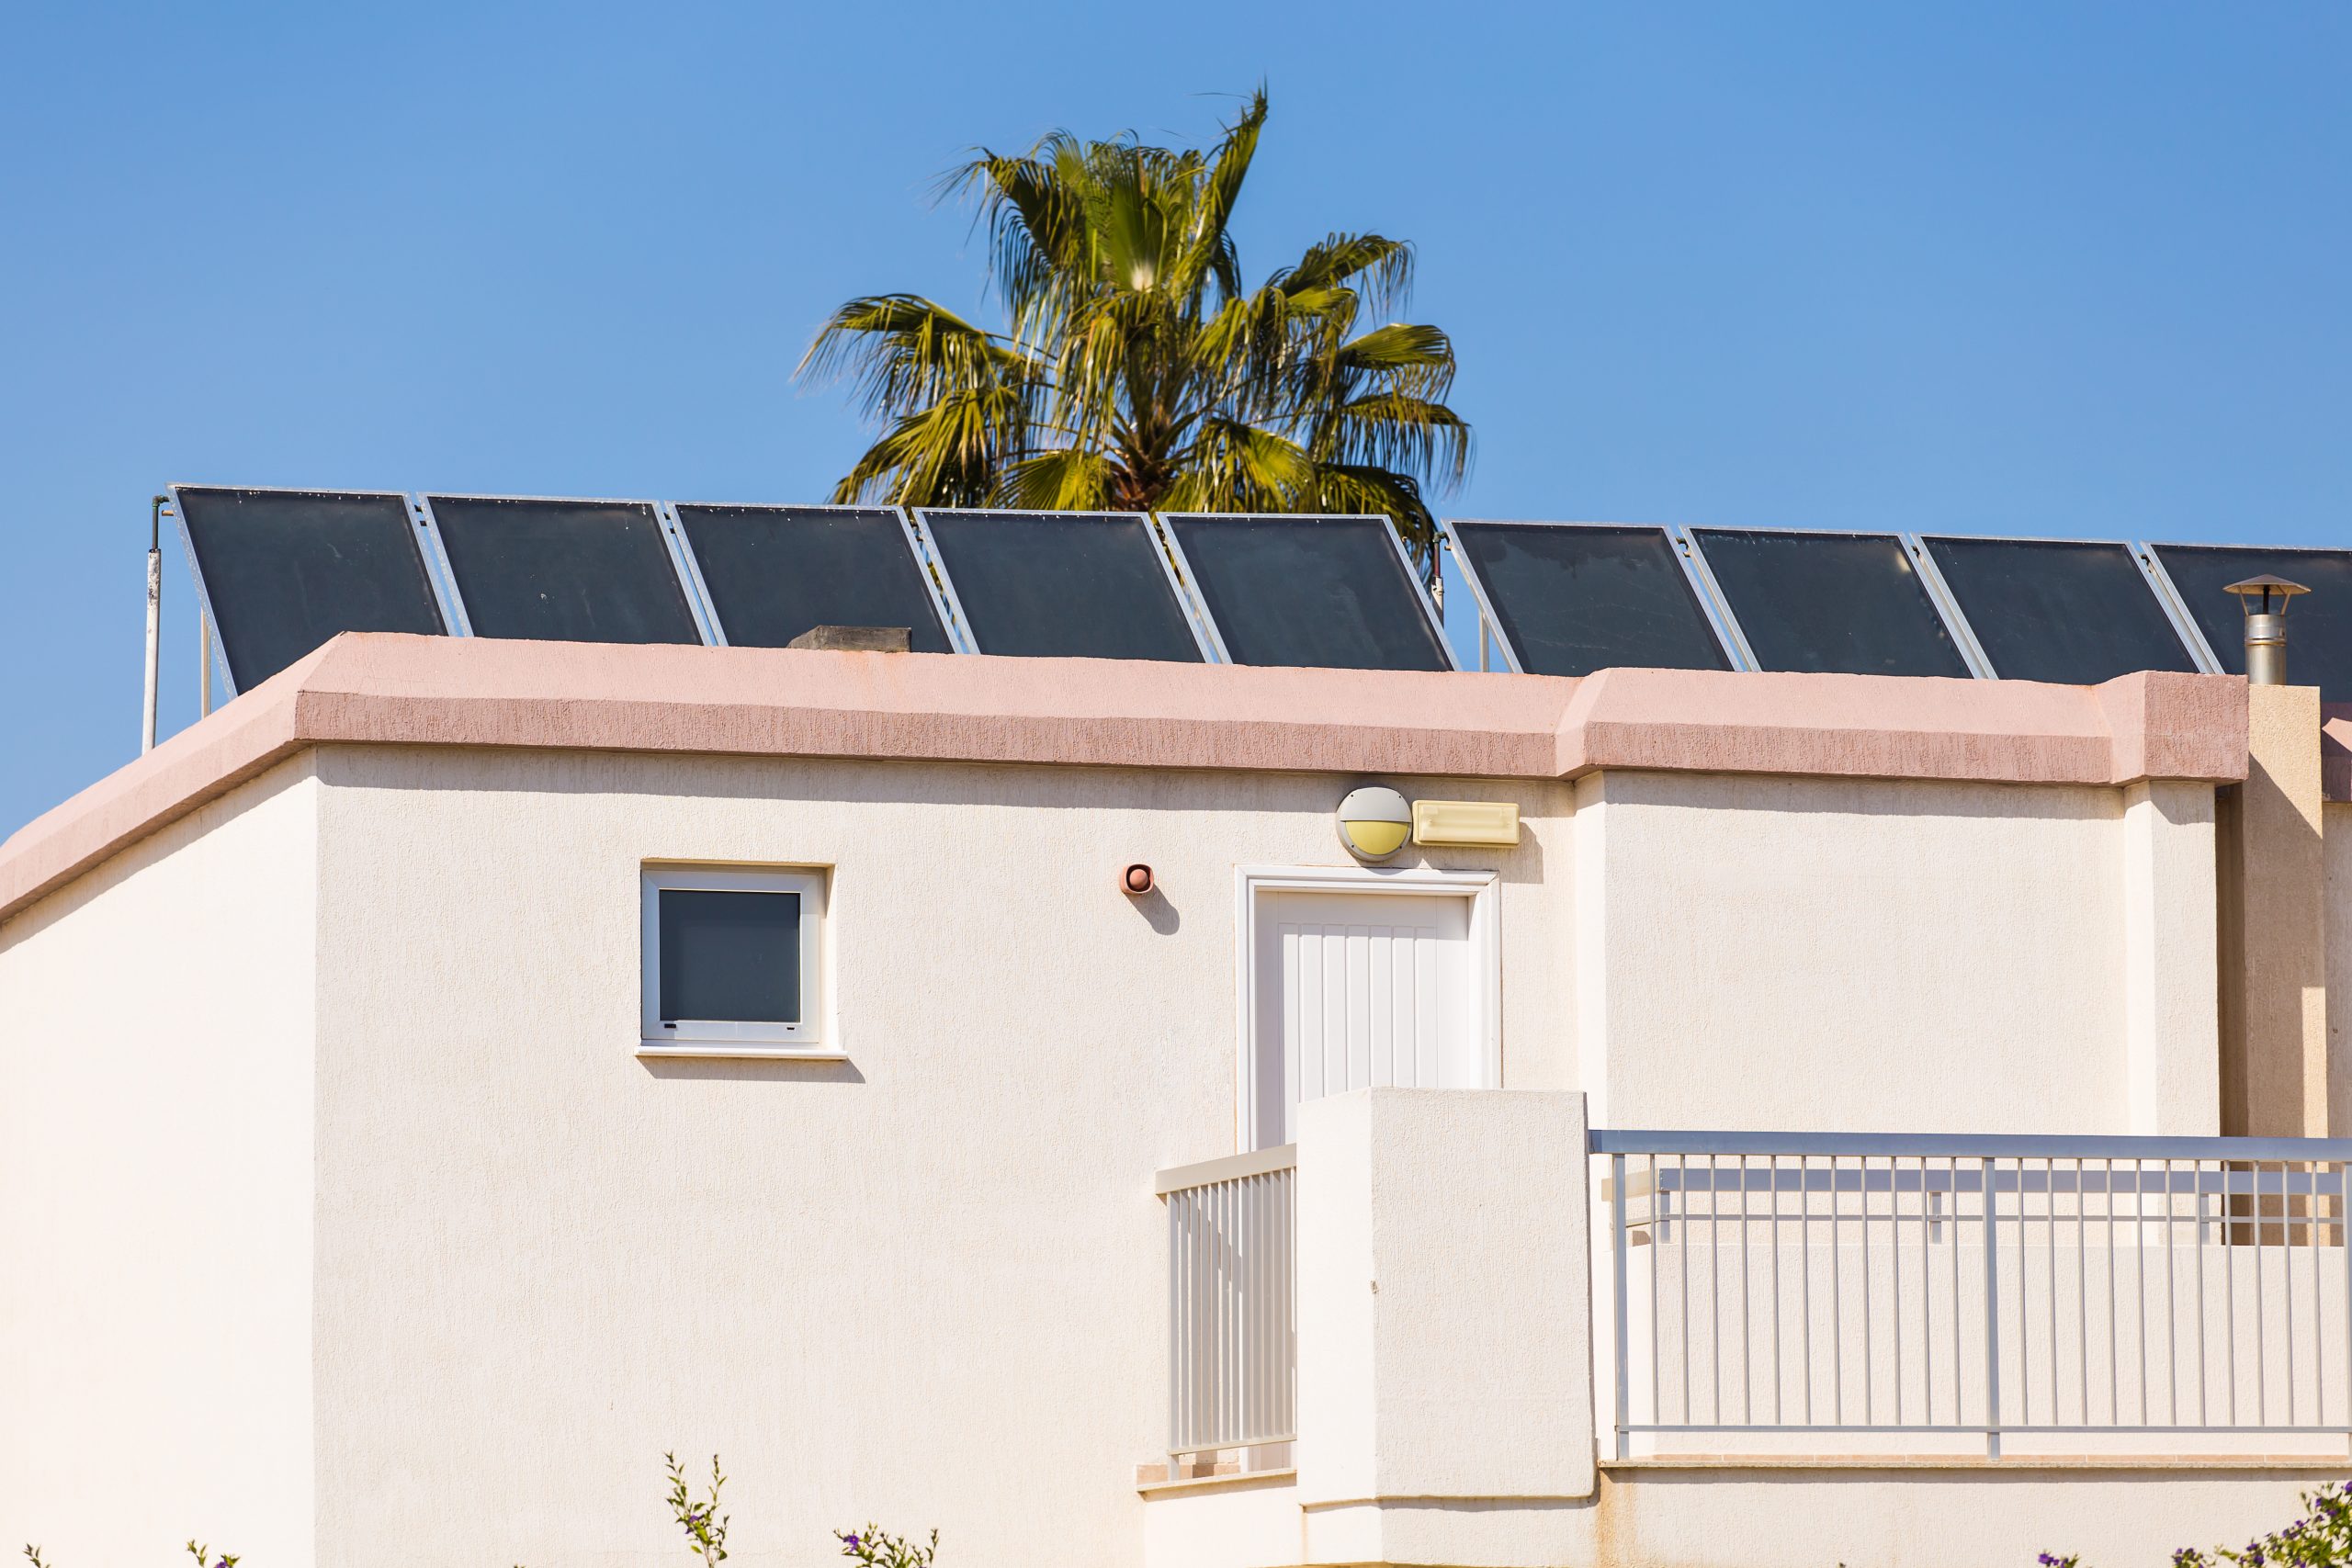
[1573, 770, 2218, 1134]
[2324, 798, 2352, 1134]
[0, 734, 2250, 1566]
[0, 761, 319, 1566]
[2221, 683, 2328, 1136]
[302, 745, 1562, 1567]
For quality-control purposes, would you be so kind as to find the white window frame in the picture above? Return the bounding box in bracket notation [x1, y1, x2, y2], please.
[639, 864, 831, 1058]
[1230, 863, 1502, 1152]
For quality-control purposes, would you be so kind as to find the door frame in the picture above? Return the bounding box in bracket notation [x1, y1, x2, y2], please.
[1232, 863, 1503, 1150]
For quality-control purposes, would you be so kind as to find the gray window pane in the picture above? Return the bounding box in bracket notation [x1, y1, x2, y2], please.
[658, 888, 801, 1023]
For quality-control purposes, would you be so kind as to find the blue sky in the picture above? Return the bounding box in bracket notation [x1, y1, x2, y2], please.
[4, 3, 2347, 832]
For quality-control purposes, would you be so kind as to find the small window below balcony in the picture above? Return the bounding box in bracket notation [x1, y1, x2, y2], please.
[639, 865, 827, 1056]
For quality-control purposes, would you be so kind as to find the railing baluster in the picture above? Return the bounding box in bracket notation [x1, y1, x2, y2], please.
[1739, 1151, 1752, 1426]
[1680, 1153, 1692, 1427]
[1861, 1155, 1873, 1426]
[1801, 1152, 1814, 1427]
[1613, 1150, 1631, 1461]
[1948, 1155, 1962, 1427]
[1648, 1153, 1661, 1436]
[1770, 1153, 1783, 1426]
[1892, 1156, 1903, 1427]
[2256, 1161, 2269, 1427]
[2117, 1161, 2135, 1429]
[1983, 1154, 2001, 1458]
[1831, 1154, 1844, 1425]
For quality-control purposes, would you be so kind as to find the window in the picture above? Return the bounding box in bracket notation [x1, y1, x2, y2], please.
[640, 866, 826, 1054]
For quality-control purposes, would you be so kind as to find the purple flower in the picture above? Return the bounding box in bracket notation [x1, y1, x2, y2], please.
[843, 1535, 862, 1551]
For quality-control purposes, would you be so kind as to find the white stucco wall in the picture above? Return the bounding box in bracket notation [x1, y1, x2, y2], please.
[0, 761, 318, 1566]
[0, 736, 2240, 1567]
[1575, 770, 2217, 1133]
[302, 745, 1563, 1568]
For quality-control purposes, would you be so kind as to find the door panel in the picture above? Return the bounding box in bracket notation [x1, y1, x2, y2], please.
[1251, 890, 1482, 1148]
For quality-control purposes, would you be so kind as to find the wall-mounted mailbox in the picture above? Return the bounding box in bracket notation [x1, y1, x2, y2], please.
[1411, 799, 1520, 848]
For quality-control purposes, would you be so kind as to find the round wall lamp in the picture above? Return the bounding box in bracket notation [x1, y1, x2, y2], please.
[1120, 863, 1156, 896]
[1336, 785, 1412, 863]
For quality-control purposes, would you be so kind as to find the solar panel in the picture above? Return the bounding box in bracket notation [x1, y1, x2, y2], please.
[1161, 513, 1453, 672]
[1448, 520, 1732, 677]
[423, 494, 705, 645]
[1920, 536, 2196, 685]
[2150, 543, 2352, 702]
[1689, 527, 1973, 678]
[916, 510, 1206, 661]
[172, 485, 449, 694]
[673, 504, 952, 654]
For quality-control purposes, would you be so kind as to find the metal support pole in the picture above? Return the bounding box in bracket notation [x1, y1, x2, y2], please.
[198, 608, 213, 718]
[142, 496, 164, 753]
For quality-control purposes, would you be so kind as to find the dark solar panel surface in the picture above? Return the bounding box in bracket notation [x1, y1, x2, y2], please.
[2152, 544, 2352, 702]
[1167, 514, 1450, 672]
[175, 486, 447, 692]
[1453, 522, 1730, 676]
[426, 496, 702, 645]
[920, 511, 1202, 661]
[1690, 528, 1972, 678]
[675, 505, 950, 653]
[1922, 536, 2194, 685]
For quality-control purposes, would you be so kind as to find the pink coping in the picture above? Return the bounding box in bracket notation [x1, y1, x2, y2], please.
[0, 633, 2250, 925]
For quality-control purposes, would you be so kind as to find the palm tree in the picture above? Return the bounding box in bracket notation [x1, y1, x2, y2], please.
[797, 90, 1470, 575]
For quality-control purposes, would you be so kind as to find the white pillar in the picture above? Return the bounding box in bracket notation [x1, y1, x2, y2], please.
[1296, 1088, 1597, 1563]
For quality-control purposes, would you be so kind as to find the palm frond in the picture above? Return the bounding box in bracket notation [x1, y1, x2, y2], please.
[1316, 391, 1472, 488]
[1166, 86, 1267, 306]
[797, 295, 1034, 426]
[1270, 232, 1413, 316]
[829, 385, 1030, 508]
[997, 447, 1117, 512]
[1306, 462, 1442, 575]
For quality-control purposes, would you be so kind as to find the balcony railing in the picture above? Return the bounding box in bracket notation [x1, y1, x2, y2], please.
[1596, 1131, 2352, 1459]
[1158, 1145, 1296, 1461]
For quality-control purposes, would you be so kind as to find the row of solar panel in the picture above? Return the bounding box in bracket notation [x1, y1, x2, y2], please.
[172, 486, 2352, 703]
[1453, 522, 2352, 699]
[170, 487, 1453, 695]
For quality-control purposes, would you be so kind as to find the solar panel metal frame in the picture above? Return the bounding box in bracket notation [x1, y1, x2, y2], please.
[659, 500, 955, 651]
[167, 481, 470, 700]
[1155, 511, 1462, 671]
[413, 490, 718, 648]
[2135, 536, 2352, 678]
[1437, 517, 1746, 677]
[1678, 522, 1997, 680]
[1911, 530, 2213, 682]
[909, 508, 1216, 661]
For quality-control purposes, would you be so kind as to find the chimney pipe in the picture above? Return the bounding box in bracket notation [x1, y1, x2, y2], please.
[2225, 576, 2310, 686]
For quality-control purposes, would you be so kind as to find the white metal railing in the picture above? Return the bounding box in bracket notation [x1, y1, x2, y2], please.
[1597, 1131, 2352, 1459]
[1158, 1145, 1296, 1459]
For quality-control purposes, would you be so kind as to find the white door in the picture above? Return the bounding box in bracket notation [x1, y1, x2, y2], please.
[1249, 889, 1488, 1149]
